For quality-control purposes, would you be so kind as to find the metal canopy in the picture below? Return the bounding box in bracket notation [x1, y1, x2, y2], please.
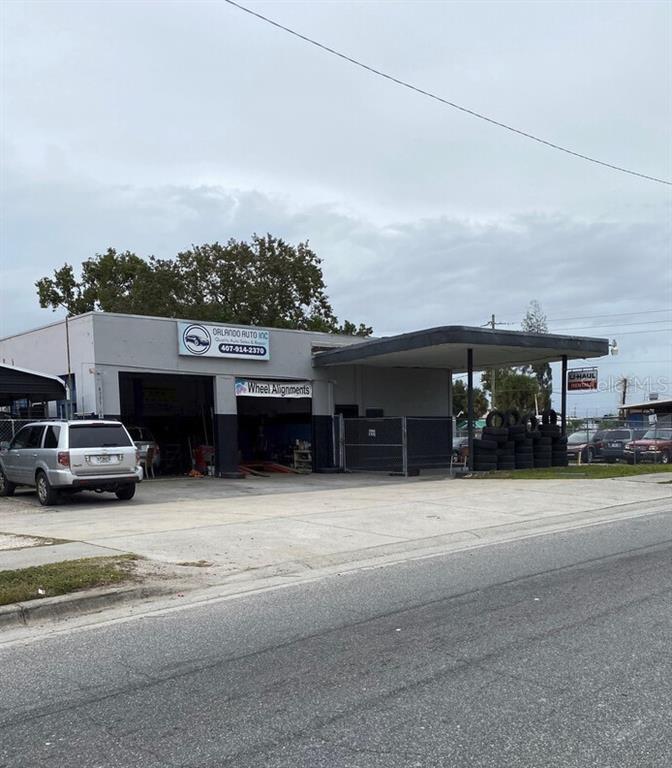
[0, 364, 66, 406]
[313, 326, 609, 371]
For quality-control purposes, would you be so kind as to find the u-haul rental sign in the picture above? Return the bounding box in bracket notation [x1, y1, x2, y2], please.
[567, 367, 598, 391]
[178, 322, 270, 361]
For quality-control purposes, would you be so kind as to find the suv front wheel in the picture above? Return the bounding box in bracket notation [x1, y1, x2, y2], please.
[0, 468, 16, 497]
[36, 470, 59, 506]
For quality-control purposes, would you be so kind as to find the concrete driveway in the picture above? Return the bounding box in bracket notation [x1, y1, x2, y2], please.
[1, 473, 670, 582]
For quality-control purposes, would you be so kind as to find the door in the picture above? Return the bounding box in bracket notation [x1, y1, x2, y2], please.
[12, 425, 45, 484]
[3, 426, 32, 481]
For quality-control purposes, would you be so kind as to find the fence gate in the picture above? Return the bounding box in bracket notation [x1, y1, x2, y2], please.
[343, 417, 405, 473]
[342, 416, 453, 475]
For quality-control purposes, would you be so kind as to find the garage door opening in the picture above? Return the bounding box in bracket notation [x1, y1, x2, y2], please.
[119, 372, 214, 475]
[237, 389, 312, 472]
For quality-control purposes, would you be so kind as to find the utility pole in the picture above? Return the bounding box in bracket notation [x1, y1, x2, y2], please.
[490, 314, 496, 409]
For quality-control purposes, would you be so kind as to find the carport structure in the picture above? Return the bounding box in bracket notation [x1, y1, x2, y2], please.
[314, 326, 609, 470]
[0, 363, 66, 411]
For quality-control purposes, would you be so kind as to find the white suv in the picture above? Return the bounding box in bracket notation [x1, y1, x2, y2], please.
[0, 420, 142, 505]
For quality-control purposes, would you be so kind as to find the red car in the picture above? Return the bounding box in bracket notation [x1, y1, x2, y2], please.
[624, 427, 672, 465]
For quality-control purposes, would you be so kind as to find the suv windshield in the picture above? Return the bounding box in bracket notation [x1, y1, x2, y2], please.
[642, 429, 672, 440]
[68, 424, 132, 448]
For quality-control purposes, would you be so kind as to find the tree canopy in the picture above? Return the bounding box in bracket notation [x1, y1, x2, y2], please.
[35, 235, 373, 336]
[520, 299, 552, 410]
[452, 379, 489, 418]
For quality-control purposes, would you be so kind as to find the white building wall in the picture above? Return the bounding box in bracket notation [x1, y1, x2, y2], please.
[0, 315, 98, 413]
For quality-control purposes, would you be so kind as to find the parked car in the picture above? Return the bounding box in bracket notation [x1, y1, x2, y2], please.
[624, 428, 672, 465]
[0, 420, 142, 505]
[127, 426, 161, 473]
[601, 428, 648, 463]
[566, 431, 598, 463]
[590, 429, 607, 459]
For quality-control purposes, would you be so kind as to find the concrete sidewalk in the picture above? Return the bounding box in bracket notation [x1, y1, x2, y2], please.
[1, 474, 670, 582]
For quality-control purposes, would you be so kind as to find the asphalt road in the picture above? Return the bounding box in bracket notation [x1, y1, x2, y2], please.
[1, 509, 671, 768]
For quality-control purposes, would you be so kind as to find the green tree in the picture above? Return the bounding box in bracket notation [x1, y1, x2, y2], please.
[452, 379, 489, 418]
[36, 236, 372, 336]
[520, 299, 553, 410]
[481, 367, 539, 413]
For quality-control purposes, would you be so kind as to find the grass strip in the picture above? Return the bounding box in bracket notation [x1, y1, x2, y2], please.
[475, 464, 672, 480]
[0, 555, 137, 606]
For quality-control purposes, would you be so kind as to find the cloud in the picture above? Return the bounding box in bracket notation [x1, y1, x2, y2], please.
[2, 177, 669, 401]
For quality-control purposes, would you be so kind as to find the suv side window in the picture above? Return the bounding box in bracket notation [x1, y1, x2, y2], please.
[43, 426, 61, 449]
[25, 426, 46, 449]
[9, 427, 32, 450]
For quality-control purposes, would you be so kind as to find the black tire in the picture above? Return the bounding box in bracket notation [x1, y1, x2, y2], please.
[529, 430, 542, 442]
[503, 409, 521, 427]
[36, 471, 59, 506]
[115, 484, 136, 501]
[538, 436, 553, 446]
[473, 438, 497, 451]
[534, 459, 552, 468]
[481, 426, 509, 439]
[511, 433, 527, 443]
[539, 425, 560, 437]
[515, 460, 534, 469]
[555, 435, 568, 445]
[541, 409, 558, 426]
[520, 412, 538, 431]
[485, 410, 506, 429]
[497, 462, 516, 470]
[660, 451, 670, 465]
[515, 447, 534, 455]
[0, 468, 16, 497]
[582, 448, 594, 464]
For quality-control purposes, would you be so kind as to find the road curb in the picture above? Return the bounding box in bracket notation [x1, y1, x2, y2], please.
[0, 584, 173, 629]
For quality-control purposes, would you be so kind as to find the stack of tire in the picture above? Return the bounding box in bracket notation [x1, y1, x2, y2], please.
[513, 412, 536, 470]
[472, 409, 568, 471]
[538, 409, 568, 467]
[473, 411, 515, 471]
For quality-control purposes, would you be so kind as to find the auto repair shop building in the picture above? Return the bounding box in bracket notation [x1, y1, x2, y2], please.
[0, 312, 608, 475]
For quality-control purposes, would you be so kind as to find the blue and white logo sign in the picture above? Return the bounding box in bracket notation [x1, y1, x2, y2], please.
[182, 324, 212, 355]
[178, 322, 270, 360]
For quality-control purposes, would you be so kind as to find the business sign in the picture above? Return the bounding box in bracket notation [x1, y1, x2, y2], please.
[178, 322, 270, 360]
[567, 367, 598, 391]
[235, 378, 312, 398]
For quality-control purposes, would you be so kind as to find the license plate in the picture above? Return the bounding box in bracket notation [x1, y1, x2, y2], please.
[93, 455, 112, 464]
[608, 442, 620, 448]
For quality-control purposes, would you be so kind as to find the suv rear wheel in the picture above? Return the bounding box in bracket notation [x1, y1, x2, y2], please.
[0, 468, 16, 497]
[661, 451, 670, 465]
[36, 471, 59, 506]
[115, 484, 136, 501]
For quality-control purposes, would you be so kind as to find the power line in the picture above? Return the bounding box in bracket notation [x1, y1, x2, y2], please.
[550, 319, 672, 332]
[224, 0, 672, 186]
[601, 328, 672, 336]
[545, 308, 671, 323]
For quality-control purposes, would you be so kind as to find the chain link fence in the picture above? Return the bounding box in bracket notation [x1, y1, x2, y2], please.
[0, 418, 35, 446]
[341, 417, 454, 475]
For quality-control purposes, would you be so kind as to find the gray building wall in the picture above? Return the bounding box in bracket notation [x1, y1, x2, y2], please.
[1, 312, 454, 419]
[329, 365, 451, 417]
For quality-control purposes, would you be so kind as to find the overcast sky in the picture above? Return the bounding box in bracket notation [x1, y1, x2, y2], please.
[1, 0, 671, 416]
